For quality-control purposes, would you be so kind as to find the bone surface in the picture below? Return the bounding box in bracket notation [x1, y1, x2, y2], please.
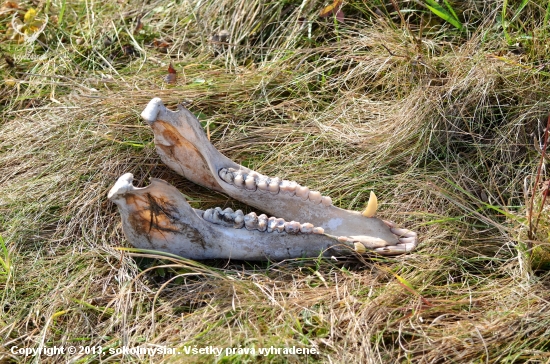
[108, 173, 359, 260]
[138, 98, 419, 256]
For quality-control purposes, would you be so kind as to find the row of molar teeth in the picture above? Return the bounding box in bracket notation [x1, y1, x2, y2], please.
[202, 207, 245, 229]
[204, 209, 324, 234]
[218, 168, 332, 206]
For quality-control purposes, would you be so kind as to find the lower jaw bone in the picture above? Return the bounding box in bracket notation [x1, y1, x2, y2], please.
[108, 173, 358, 260]
[114, 98, 420, 258]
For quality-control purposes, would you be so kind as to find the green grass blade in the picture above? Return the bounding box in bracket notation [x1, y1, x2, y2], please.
[424, 0, 463, 30]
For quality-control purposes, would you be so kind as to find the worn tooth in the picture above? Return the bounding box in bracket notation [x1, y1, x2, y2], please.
[312, 227, 324, 234]
[275, 218, 286, 233]
[399, 236, 416, 244]
[308, 190, 322, 204]
[257, 178, 269, 192]
[257, 214, 268, 231]
[222, 208, 235, 225]
[245, 175, 257, 191]
[203, 208, 215, 222]
[284, 221, 301, 234]
[244, 212, 258, 230]
[321, 196, 332, 206]
[354, 242, 367, 254]
[296, 185, 310, 200]
[267, 217, 277, 233]
[218, 168, 234, 184]
[362, 191, 378, 217]
[268, 178, 280, 194]
[280, 180, 297, 195]
[391, 227, 417, 237]
[234, 173, 245, 187]
[212, 207, 224, 224]
[337, 236, 350, 243]
[349, 236, 388, 248]
[300, 223, 313, 234]
[234, 210, 244, 228]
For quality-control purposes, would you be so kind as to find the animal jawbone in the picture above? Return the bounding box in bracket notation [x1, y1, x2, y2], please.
[107, 98, 419, 259]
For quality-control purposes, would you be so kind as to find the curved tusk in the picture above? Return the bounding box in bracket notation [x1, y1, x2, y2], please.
[361, 191, 378, 218]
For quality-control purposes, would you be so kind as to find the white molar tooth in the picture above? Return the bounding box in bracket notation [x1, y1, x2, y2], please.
[275, 218, 286, 233]
[268, 177, 280, 194]
[321, 196, 332, 206]
[257, 178, 269, 192]
[244, 212, 258, 230]
[280, 180, 297, 195]
[267, 217, 277, 233]
[257, 214, 268, 231]
[233, 173, 245, 187]
[284, 221, 301, 234]
[225, 172, 235, 184]
[308, 190, 322, 204]
[245, 175, 257, 191]
[203, 208, 215, 222]
[312, 227, 324, 234]
[296, 185, 310, 200]
[234, 210, 244, 228]
[300, 223, 314, 234]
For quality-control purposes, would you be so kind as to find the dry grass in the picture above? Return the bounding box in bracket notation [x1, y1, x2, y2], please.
[1, 0, 550, 363]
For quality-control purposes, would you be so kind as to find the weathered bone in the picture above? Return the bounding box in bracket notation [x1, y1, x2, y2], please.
[138, 98, 418, 256]
[108, 173, 359, 260]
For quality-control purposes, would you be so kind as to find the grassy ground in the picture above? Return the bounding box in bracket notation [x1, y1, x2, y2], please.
[1, 0, 550, 362]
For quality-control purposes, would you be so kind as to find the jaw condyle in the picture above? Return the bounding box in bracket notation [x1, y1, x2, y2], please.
[108, 98, 418, 260]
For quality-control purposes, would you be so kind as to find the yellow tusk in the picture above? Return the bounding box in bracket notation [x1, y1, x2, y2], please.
[361, 191, 378, 217]
[354, 242, 367, 254]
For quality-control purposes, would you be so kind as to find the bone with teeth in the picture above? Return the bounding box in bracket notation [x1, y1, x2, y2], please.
[112, 98, 422, 258]
[108, 173, 361, 260]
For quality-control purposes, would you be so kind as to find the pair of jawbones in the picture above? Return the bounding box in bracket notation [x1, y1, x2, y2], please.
[107, 98, 418, 260]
